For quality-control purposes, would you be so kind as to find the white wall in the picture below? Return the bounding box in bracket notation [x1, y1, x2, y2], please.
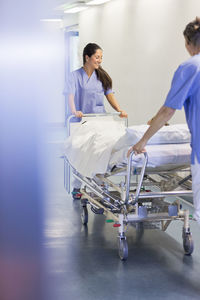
[39, 22, 65, 124]
[77, 0, 200, 125]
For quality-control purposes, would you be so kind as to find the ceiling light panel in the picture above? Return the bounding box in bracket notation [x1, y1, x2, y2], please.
[86, 0, 110, 5]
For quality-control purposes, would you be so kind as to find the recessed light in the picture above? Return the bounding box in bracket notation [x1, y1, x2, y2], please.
[86, 0, 110, 5]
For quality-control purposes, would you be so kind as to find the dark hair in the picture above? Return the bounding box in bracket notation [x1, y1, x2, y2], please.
[183, 17, 200, 47]
[83, 43, 112, 91]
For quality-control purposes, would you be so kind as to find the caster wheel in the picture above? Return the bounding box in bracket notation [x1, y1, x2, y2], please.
[183, 233, 194, 255]
[118, 238, 128, 261]
[81, 206, 88, 225]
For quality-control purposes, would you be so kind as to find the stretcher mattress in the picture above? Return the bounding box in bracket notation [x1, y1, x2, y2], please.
[63, 120, 191, 178]
[109, 143, 191, 170]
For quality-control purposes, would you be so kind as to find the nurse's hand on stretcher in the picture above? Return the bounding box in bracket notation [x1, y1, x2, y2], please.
[74, 111, 83, 118]
[127, 139, 147, 157]
[119, 110, 128, 118]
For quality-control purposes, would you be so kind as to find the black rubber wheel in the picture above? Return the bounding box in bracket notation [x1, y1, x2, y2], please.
[183, 233, 194, 255]
[81, 206, 88, 225]
[118, 238, 128, 261]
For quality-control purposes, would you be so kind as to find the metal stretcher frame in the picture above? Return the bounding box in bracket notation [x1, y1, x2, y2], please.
[64, 113, 194, 260]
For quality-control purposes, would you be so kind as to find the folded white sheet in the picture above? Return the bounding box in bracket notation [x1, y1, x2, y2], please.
[63, 120, 191, 178]
[63, 119, 126, 177]
[127, 124, 191, 144]
[114, 124, 191, 151]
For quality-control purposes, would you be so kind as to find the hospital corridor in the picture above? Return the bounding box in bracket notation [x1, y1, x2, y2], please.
[1, 0, 200, 300]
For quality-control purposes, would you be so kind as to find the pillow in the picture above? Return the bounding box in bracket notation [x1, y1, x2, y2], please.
[126, 124, 191, 145]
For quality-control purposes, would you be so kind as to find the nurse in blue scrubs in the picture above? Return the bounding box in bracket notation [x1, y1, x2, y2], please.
[128, 17, 200, 225]
[65, 43, 127, 198]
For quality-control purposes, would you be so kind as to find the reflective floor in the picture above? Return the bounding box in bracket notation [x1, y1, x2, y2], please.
[44, 129, 200, 300]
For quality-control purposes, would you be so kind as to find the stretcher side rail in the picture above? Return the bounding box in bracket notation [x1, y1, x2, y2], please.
[125, 151, 148, 205]
[66, 112, 128, 136]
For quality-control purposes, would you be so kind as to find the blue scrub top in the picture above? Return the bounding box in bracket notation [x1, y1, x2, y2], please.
[164, 54, 200, 164]
[64, 67, 112, 122]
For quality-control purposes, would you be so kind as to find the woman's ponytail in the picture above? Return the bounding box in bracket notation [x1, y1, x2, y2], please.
[95, 66, 112, 91]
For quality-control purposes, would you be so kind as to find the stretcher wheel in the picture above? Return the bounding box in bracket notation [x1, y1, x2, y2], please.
[81, 206, 88, 225]
[118, 238, 128, 261]
[183, 233, 194, 255]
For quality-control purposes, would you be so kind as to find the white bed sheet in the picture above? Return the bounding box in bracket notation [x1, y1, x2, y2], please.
[63, 120, 191, 178]
[109, 143, 191, 170]
[63, 119, 126, 177]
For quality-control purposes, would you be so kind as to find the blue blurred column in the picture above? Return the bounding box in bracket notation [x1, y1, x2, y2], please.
[0, 1, 52, 299]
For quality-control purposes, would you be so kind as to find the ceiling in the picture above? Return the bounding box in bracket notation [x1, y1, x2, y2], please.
[42, 0, 110, 19]
[44, 0, 90, 17]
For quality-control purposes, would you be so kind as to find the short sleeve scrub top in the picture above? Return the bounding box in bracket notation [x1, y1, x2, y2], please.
[64, 67, 112, 122]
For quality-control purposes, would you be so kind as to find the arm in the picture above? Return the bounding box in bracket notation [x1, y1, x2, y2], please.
[69, 94, 83, 118]
[106, 93, 128, 118]
[147, 117, 169, 126]
[127, 106, 176, 156]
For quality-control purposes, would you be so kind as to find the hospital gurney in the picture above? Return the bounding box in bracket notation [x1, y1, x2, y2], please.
[63, 113, 193, 260]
